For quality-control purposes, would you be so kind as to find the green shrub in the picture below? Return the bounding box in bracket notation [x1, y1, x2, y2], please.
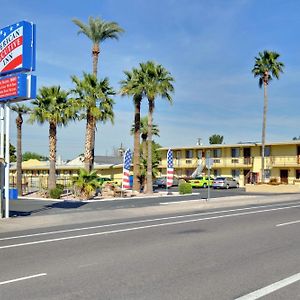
[179, 182, 192, 195]
[56, 183, 64, 190]
[50, 187, 63, 199]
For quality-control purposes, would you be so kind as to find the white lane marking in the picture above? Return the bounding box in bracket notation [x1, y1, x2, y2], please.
[160, 199, 202, 205]
[1, 204, 300, 250]
[276, 219, 300, 227]
[235, 272, 300, 299]
[1, 202, 299, 242]
[0, 273, 47, 285]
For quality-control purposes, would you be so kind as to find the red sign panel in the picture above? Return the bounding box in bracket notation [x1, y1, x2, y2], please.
[0, 76, 18, 98]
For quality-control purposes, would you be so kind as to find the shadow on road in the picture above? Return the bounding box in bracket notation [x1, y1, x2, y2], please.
[9, 201, 87, 217]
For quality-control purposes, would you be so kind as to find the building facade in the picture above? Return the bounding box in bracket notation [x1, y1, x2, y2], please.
[159, 141, 300, 187]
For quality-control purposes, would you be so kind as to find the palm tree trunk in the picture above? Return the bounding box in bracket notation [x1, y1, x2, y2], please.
[16, 114, 23, 196]
[92, 43, 100, 77]
[48, 122, 57, 191]
[133, 99, 141, 192]
[261, 82, 268, 183]
[84, 110, 94, 172]
[146, 100, 154, 194]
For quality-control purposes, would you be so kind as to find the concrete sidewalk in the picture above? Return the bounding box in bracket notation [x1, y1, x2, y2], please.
[1, 193, 300, 234]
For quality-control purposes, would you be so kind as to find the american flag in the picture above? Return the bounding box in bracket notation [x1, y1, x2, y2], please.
[167, 149, 174, 187]
[122, 149, 132, 190]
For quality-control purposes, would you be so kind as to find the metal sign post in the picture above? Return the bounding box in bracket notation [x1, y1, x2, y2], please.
[0, 20, 36, 218]
[206, 151, 213, 201]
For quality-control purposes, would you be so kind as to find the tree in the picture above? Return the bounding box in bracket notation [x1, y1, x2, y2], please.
[72, 16, 124, 77]
[209, 134, 224, 144]
[73, 17, 123, 167]
[292, 136, 300, 140]
[252, 50, 284, 182]
[120, 67, 144, 192]
[22, 151, 48, 161]
[71, 73, 115, 172]
[72, 169, 100, 200]
[139, 61, 174, 194]
[3, 138, 16, 162]
[11, 104, 30, 195]
[29, 86, 76, 191]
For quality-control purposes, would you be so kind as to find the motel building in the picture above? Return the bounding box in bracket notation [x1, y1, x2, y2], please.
[159, 140, 300, 187]
[8, 140, 300, 191]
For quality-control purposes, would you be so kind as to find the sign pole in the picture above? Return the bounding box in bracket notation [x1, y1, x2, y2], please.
[0, 103, 4, 218]
[4, 104, 10, 218]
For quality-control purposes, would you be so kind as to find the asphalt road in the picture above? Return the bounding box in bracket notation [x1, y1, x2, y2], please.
[0, 199, 300, 299]
[9, 188, 268, 217]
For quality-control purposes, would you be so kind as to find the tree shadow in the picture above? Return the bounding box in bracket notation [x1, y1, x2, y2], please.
[9, 201, 87, 217]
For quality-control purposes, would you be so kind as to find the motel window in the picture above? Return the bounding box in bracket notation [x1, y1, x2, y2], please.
[175, 151, 181, 159]
[214, 169, 221, 177]
[213, 149, 221, 158]
[296, 170, 300, 179]
[264, 146, 271, 157]
[231, 148, 240, 158]
[231, 169, 240, 179]
[264, 169, 271, 179]
[185, 150, 193, 159]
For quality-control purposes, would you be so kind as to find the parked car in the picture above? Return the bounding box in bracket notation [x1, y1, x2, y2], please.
[188, 176, 214, 188]
[212, 177, 239, 189]
[153, 176, 179, 188]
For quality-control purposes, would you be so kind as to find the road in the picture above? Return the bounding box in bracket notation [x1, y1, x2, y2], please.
[9, 188, 269, 217]
[0, 198, 300, 299]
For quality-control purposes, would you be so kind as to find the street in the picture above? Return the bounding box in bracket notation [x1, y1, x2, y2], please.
[0, 198, 300, 299]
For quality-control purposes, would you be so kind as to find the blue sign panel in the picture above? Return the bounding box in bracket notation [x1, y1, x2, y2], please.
[0, 21, 36, 76]
[0, 73, 36, 102]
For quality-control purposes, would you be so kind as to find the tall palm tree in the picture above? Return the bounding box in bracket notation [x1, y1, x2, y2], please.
[139, 61, 174, 194]
[252, 50, 284, 182]
[11, 104, 30, 195]
[29, 86, 76, 191]
[71, 72, 115, 172]
[72, 16, 124, 77]
[73, 17, 123, 168]
[120, 68, 144, 192]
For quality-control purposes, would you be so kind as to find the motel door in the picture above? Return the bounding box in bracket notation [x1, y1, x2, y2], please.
[280, 170, 288, 184]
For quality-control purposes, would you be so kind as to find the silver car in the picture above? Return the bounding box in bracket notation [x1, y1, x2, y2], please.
[212, 177, 239, 189]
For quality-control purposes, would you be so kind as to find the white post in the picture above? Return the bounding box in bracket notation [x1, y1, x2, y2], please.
[4, 104, 10, 218]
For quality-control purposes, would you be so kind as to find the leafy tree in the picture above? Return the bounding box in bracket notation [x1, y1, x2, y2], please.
[139, 61, 174, 194]
[22, 151, 48, 161]
[72, 169, 100, 200]
[2, 137, 16, 162]
[11, 104, 30, 195]
[209, 134, 224, 144]
[292, 136, 300, 140]
[252, 50, 284, 182]
[120, 67, 144, 192]
[71, 72, 115, 172]
[29, 86, 77, 191]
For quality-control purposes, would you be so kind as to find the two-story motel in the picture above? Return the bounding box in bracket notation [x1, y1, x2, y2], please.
[159, 140, 300, 186]
[9, 140, 300, 190]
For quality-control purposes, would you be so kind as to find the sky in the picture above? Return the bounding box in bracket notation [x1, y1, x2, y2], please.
[2, 0, 300, 160]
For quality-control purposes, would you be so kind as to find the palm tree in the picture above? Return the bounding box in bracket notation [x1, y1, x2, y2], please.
[72, 17, 124, 77]
[71, 72, 115, 172]
[139, 61, 174, 194]
[29, 86, 76, 191]
[11, 104, 30, 195]
[120, 68, 144, 192]
[252, 51, 284, 182]
[209, 134, 224, 145]
[72, 169, 100, 200]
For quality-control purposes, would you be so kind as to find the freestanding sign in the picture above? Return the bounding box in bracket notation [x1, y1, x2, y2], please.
[0, 20, 36, 218]
[0, 20, 36, 76]
[0, 73, 36, 102]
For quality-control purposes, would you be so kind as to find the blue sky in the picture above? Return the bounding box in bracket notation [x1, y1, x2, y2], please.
[2, 0, 300, 159]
